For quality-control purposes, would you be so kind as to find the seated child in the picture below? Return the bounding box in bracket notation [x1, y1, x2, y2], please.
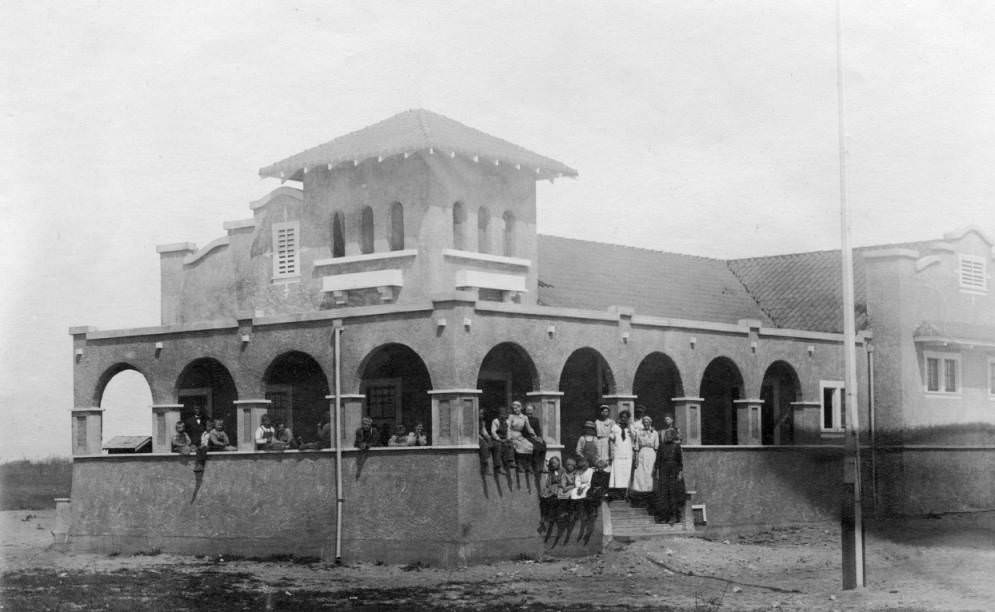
[586, 459, 612, 519]
[171, 421, 195, 455]
[272, 419, 297, 450]
[538, 456, 562, 533]
[406, 423, 429, 446]
[570, 457, 595, 523]
[207, 419, 236, 451]
[557, 457, 578, 528]
[254, 414, 276, 451]
[388, 423, 409, 447]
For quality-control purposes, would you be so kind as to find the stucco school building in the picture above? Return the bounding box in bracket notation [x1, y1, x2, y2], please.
[66, 110, 995, 564]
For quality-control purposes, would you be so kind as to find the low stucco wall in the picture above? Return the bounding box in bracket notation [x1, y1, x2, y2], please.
[68, 447, 599, 565]
[874, 446, 995, 516]
[683, 446, 846, 529]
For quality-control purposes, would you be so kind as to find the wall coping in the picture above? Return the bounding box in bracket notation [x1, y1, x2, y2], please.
[427, 389, 482, 395]
[682, 445, 845, 452]
[313, 249, 418, 268]
[183, 236, 230, 265]
[155, 242, 197, 254]
[671, 396, 705, 403]
[71, 407, 104, 414]
[790, 401, 822, 408]
[526, 391, 564, 397]
[325, 394, 367, 400]
[232, 399, 272, 406]
[223, 218, 256, 232]
[442, 248, 531, 269]
[863, 248, 920, 261]
[732, 398, 764, 405]
[71, 444, 568, 462]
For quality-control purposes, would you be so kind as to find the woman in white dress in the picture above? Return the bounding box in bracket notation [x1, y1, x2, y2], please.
[594, 405, 614, 464]
[608, 410, 635, 497]
[630, 416, 658, 508]
[506, 400, 536, 473]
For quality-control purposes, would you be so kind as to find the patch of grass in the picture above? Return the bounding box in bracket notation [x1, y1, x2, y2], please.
[0, 458, 72, 510]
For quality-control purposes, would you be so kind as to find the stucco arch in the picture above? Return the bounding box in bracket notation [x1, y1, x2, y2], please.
[760, 360, 802, 445]
[699, 356, 744, 445]
[263, 351, 331, 442]
[357, 343, 433, 439]
[93, 362, 153, 407]
[175, 357, 240, 436]
[475, 342, 540, 418]
[632, 351, 685, 425]
[558, 347, 616, 456]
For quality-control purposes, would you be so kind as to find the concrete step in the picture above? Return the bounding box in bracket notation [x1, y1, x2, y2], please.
[604, 500, 695, 537]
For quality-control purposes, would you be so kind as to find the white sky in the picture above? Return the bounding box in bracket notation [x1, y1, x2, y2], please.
[2, 1, 994, 461]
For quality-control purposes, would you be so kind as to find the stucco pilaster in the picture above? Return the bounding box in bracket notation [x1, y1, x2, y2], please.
[71, 407, 103, 456]
[233, 399, 272, 451]
[428, 389, 480, 446]
[733, 398, 763, 445]
[671, 397, 703, 446]
[151, 404, 183, 454]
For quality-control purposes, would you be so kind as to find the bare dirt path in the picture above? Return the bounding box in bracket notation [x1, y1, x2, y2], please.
[3, 509, 994, 610]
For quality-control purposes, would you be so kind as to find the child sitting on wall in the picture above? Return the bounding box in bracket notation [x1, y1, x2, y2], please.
[388, 423, 409, 446]
[538, 456, 562, 534]
[254, 414, 276, 451]
[407, 423, 429, 446]
[207, 419, 236, 451]
[171, 421, 195, 455]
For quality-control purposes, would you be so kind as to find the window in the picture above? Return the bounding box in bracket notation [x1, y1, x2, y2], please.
[452, 202, 465, 250]
[923, 351, 960, 394]
[820, 381, 845, 432]
[360, 206, 374, 254]
[502, 211, 515, 257]
[959, 254, 987, 292]
[331, 212, 345, 258]
[272, 221, 299, 278]
[389, 202, 404, 251]
[477, 207, 490, 254]
[988, 357, 995, 398]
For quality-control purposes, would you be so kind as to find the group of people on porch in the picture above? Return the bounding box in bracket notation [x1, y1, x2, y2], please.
[480, 402, 687, 526]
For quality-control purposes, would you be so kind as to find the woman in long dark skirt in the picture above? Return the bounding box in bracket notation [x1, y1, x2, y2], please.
[653, 415, 685, 524]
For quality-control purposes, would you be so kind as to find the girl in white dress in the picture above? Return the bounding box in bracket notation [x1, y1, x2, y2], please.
[608, 410, 635, 495]
[630, 416, 658, 508]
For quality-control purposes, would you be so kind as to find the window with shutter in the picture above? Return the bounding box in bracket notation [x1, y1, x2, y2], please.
[272, 221, 300, 278]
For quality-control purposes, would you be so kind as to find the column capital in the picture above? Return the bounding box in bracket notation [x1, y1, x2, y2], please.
[732, 398, 764, 405]
[671, 396, 704, 403]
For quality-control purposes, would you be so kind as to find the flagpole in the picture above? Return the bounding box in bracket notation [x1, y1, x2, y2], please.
[836, 0, 866, 589]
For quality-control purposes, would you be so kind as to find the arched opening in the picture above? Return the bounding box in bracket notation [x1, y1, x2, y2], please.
[761, 361, 801, 445]
[176, 358, 239, 443]
[389, 201, 404, 251]
[559, 348, 616, 456]
[264, 352, 330, 445]
[476, 343, 539, 422]
[502, 211, 515, 257]
[331, 211, 345, 258]
[477, 207, 491, 254]
[453, 201, 466, 250]
[360, 206, 374, 254]
[700, 357, 744, 445]
[97, 365, 154, 446]
[632, 352, 684, 425]
[359, 344, 433, 444]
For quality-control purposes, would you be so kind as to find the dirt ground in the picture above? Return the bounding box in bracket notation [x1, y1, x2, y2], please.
[2, 509, 994, 611]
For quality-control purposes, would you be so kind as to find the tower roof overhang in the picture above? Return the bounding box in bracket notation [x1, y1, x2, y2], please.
[258, 109, 578, 183]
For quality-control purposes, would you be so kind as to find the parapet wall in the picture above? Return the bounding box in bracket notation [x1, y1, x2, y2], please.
[68, 447, 598, 565]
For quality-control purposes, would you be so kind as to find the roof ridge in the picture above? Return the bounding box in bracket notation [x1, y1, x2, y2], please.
[538, 233, 725, 263]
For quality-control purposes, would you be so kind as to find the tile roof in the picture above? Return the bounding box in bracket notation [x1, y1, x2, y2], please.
[260, 109, 577, 182]
[727, 240, 936, 333]
[537, 235, 771, 325]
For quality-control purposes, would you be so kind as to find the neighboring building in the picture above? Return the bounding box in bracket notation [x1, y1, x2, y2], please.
[66, 110, 994, 563]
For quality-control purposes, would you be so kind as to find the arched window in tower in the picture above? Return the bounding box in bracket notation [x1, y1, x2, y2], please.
[360, 206, 375, 254]
[331, 211, 345, 258]
[389, 202, 404, 251]
[452, 201, 466, 250]
[502, 211, 515, 257]
[477, 207, 491, 254]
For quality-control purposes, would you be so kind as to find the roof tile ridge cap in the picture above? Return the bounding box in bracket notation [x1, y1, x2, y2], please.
[537, 233, 723, 262]
[414, 108, 432, 145]
[725, 260, 779, 327]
